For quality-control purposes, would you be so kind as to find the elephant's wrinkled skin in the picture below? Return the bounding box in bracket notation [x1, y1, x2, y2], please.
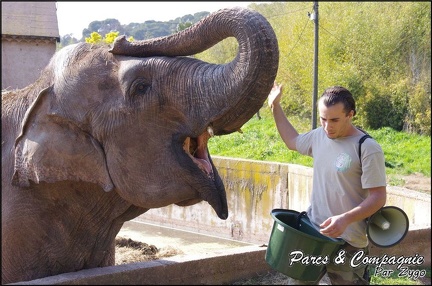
[1, 7, 278, 283]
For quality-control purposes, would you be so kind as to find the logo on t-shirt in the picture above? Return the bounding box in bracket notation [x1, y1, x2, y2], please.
[335, 152, 351, 172]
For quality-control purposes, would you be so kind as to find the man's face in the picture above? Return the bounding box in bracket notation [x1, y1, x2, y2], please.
[318, 101, 354, 139]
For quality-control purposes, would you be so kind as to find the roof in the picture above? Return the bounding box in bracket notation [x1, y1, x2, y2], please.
[1, 2, 59, 38]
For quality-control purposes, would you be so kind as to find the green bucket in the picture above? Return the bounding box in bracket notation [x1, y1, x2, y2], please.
[265, 209, 345, 282]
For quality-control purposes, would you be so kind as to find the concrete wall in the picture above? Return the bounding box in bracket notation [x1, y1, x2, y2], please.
[136, 156, 431, 243]
[1, 39, 57, 90]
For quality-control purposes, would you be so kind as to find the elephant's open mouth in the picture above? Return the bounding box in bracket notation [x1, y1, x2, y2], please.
[182, 126, 214, 180]
[179, 126, 228, 220]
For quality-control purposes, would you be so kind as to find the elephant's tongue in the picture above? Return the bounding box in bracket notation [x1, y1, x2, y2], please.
[194, 158, 213, 177]
[182, 131, 228, 220]
[193, 132, 213, 179]
[184, 132, 214, 179]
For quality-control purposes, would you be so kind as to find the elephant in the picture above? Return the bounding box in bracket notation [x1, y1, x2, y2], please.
[1, 7, 278, 283]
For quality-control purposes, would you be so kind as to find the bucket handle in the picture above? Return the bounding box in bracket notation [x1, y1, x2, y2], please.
[295, 211, 308, 229]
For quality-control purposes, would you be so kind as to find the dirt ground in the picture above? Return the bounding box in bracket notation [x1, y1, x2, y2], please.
[115, 173, 430, 284]
[396, 173, 430, 193]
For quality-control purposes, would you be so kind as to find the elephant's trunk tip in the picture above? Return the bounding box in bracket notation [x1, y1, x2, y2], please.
[218, 212, 228, 220]
[109, 36, 128, 54]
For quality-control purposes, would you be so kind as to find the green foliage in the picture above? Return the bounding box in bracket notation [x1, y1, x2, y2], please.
[369, 127, 431, 176]
[56, 33, 79, 50]
[83, 18, 125, 40]
[260, 2, 316, 118]
[405, 81, 431, 135]
[359, 80, 409, 131]
[209, 114, 312, 166]
[177, 22, 192, 32]
[249, 2, 431, 135]
[195, 37, 238, 64]
[60, 12, 209, 46]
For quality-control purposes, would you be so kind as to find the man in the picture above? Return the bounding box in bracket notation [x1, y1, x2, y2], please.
[268, 83, 387, 285]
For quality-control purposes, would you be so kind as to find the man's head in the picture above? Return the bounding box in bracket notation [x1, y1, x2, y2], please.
[318, 86, 356, 139]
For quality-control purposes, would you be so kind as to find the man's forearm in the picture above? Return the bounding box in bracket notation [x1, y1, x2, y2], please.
[343, 186, 387, 224]
[271, 103, 299, 150]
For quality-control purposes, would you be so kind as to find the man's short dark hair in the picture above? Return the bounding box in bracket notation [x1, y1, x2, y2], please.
[320, 86, 356, 116]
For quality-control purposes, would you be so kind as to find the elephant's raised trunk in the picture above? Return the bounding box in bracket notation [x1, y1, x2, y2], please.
[110, 7, 279, 135]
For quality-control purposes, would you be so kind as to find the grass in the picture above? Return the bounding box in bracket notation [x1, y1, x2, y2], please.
[208, 110, 431, 179]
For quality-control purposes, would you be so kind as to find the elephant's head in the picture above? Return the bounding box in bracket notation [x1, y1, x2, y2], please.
[11, 7, 278, 220]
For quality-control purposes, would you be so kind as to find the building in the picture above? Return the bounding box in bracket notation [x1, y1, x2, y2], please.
[2, 2, 60, 90]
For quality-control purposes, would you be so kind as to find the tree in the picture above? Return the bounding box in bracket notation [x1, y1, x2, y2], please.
[58, 34, 79, 50]
[83, 19, 124, 39]
[177, 22, 192, 32]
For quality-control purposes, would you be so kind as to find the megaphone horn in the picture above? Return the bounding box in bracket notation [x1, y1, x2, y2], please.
[367, 206, 409, 248]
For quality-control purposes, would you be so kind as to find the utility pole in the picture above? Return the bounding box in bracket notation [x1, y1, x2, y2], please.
[311, 1, 319, 129]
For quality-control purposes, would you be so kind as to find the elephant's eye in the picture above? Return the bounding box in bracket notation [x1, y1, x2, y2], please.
[133, 82, 150, 96]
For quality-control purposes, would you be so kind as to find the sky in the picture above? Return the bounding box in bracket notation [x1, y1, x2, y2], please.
[56, 2, 255, 38]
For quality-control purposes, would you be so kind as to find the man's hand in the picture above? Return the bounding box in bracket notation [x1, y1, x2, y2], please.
[268, 82, 283, 108]
[319, 214, 350, 238]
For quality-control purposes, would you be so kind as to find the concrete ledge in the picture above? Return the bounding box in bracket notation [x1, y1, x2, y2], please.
[10, 245, 271, 285]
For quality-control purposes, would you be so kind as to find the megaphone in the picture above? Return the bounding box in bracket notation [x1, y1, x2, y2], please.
[367, 206, 409, 248]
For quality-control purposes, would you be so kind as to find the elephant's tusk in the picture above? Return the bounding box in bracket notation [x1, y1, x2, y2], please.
[183, 137, 191, 153]
[207, 126, 214, 137]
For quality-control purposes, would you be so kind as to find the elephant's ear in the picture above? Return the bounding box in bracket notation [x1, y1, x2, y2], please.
[12, 87, 115, 192]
